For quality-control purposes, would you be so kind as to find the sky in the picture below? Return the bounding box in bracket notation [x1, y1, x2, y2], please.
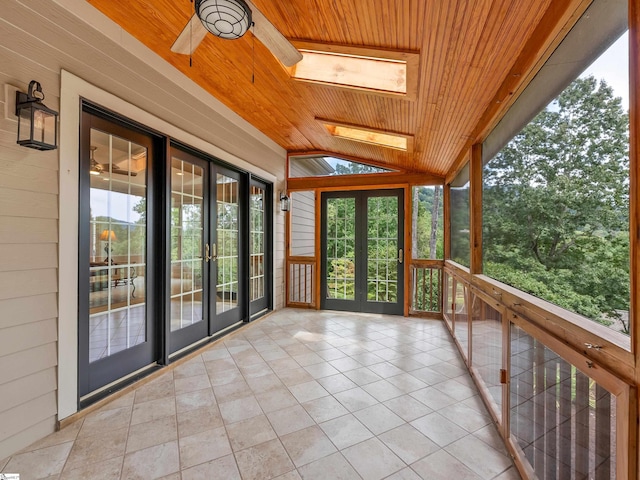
[581, 31, 629, 110]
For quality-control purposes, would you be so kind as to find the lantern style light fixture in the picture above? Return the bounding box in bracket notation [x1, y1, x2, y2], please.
[15, 80, 58, 151]
[279, 192, 291, 212]
[195, 0, 252, 40]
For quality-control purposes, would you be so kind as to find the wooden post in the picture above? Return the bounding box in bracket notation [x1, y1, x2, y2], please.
[470, 144, 483, 274]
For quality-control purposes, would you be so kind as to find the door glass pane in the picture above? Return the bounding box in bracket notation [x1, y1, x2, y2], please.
[88, 129, 147, 362]
[250, 185, 265, 302]
[217, 174, 239, 313]
[326, 197, 356, 300]
[170, 157, 204, 331]
[367, 196, 398, 303]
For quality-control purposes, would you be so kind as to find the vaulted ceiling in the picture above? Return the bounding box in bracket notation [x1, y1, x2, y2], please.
[86, 0, 588, 177]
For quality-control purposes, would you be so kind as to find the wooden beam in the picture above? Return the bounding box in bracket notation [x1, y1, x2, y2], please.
[287, 172, 443, 191]
[445, 0, 592, 184]
[469, 143, 483, 274]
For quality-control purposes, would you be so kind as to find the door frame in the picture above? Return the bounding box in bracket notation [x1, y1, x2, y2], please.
[320, 188, 405, 315]
[249, 176, 273, 318]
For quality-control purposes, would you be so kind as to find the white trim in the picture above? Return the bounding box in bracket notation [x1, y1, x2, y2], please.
[58, 70, 279, 419]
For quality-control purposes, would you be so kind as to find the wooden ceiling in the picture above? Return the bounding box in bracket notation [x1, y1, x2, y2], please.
[86, 0, 587, 177]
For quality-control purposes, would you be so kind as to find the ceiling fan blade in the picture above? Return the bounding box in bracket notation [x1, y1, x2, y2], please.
[101, 164, 138, 177]
[171, 14, 208, 55]
[245, 0, 303, 67]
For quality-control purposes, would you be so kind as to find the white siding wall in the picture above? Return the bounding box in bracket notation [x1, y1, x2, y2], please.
[0, 0, 286, 459]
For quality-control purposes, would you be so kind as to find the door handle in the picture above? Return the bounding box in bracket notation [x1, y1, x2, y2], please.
[398, 248, 403, 264]
[204, 243, 212, 262]
[211, 243, 217, 261]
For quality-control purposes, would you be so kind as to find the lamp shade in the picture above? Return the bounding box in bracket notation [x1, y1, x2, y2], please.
[100, 230, 117, 242]
[195, 0, 252, 40]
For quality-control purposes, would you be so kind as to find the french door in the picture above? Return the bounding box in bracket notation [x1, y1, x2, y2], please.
[79, 111, 159, 397]
[80, 107, 273, 399]
[168, 149, 246, 354]
[321, 189, 404, 315]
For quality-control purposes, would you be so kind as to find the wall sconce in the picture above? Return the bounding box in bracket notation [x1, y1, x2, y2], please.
[279, 192, 291, 212]
[15, 80, 58, 151]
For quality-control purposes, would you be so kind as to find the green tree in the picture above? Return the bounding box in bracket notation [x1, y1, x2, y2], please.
[483, 76, 629, 328]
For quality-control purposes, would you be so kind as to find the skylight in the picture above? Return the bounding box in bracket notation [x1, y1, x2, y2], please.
[320, 120, 413, 152]
[287, 42, 419, 98]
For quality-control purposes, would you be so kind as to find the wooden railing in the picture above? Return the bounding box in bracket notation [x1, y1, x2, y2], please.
[443, 261, 636, 479]
[286, 256, 315, 307]
[410, 259, 443, 315]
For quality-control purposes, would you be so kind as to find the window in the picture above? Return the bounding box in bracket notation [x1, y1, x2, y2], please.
[450, 168, 470, 267]
[411, 186, 443, 260]
[286, 41, 419, 99]
[483, 33, 629, 335]
[289, 154, 396, 178]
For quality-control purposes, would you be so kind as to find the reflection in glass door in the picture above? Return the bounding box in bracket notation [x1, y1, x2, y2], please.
[169, 150, 208, 354]
[79, 112, 156, 397]
[321, 189, 404, 315]
[249, 179, 271, 317]
[213, 167, 244, 331]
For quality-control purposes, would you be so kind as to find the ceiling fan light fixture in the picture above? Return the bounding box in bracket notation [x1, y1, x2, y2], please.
[195, 0, 252, 40]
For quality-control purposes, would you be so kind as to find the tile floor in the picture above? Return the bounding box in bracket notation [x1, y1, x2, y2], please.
[1, 309, 522, 480]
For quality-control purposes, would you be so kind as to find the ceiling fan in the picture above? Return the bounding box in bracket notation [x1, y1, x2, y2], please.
[171, 0, 303, 67]
[89, 146, 138, 177]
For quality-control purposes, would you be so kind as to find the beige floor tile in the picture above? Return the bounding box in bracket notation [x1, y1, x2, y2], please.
[246, 372, 285, 394]
[410, 387, 459, 411]
[277, 367, 315, 387]
[328, 357, 362, 372]
[334, 387, 378, 412]
[180, 454, 241, 480]
[410, 412, 468, 447]
[439, 402, 492, 432]
[315, 348, 347, 362]
[64, 427, 128, 471]
[175, 388, 217, 413]
[289, 380, 329, 403]
[268, 357, 301, 373]
[121, 440, 180, 480]
[60, 455, 123, 479]
[234, 438, 295, 480]
[293, 352, 325, 367]
[226, 414, 277, 451]
[200, 347, 231, 362]
[350, 352, 385, 366]
[174, 374, 211, 395]
[472, 424, 509, 455]
[410, 366, 449, 386]
[21, 419, 83, 452]
[301, 396, 349, 423]
[493, 466, 523, 479]
[208, 366, 244, 386]
[384, 467, 422, 479]
[384, 395, 433, 422]
[316, 374, 358, 394]
[219, 395, 263, 424]
[78, 406, 132, 438]
[177, 405, 224, 437]
[131, 397, 176, 426]
[434, 378, 478, 401]
[353, 403, 405, 435]
[280, 425, 337, 467]
[273, 469, 303, 480]
[213, 379, 253, 403]
[342, 437, 406, 480]
[367, 362, 405, 378]
[319, 413, 373, 450]
[297, 451, 360, 480]
[239, 362, 274, 378]
[255, 387, 299, 413]
[178, 426, 232, 469]
[4, 441, 73, 479]
[379, 424, 440, 464]
[126, 415, 178, 453]
[445, 434, 513, 479]
[411, 449, 482, 480]
[362, 379, 405, 402]
[385, 373, 427, 393]
[173, 358, 207, 379]
[267, 405, 315, 436]
[343, 367, 383, 386]
[303, 362, 341, 379]
[134, 377, 175, 404]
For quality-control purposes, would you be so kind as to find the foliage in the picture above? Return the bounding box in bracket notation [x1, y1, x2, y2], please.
[483, 76, 629, 331]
